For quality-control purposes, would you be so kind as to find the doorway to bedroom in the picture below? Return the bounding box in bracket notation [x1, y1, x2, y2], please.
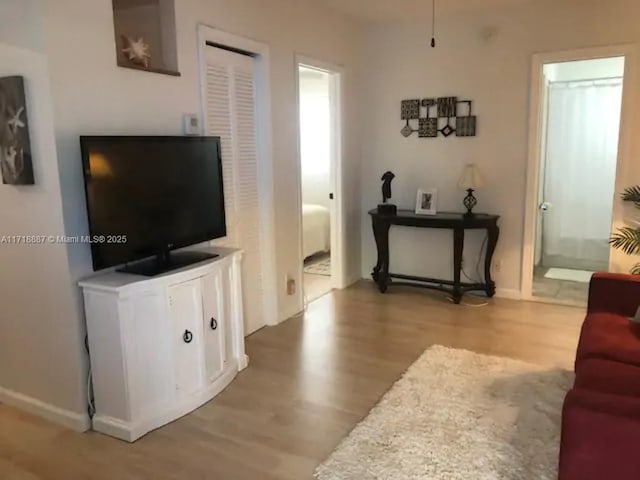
[297, 62, 341, 303]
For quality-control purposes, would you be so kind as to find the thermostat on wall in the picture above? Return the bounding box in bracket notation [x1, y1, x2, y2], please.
[183, 114, 200, 135]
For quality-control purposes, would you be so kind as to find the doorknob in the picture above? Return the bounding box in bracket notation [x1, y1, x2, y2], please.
[539, 202, 552, 211]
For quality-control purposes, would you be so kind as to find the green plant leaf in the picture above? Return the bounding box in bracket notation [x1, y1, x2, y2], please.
[615, 186, 640, 272]
[610, 227, 640, 255]
[622, 185, 640, 208]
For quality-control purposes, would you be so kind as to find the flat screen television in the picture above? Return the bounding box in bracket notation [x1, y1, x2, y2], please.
[80, 136, 226, 276]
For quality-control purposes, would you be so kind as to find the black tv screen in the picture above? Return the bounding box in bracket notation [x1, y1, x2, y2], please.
[80, 136, 226, 271]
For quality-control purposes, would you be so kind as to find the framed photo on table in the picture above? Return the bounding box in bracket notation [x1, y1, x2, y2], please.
[415, 188, 438, 215]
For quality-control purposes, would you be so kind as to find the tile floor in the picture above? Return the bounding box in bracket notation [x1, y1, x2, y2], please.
[532, 266, 590, 305]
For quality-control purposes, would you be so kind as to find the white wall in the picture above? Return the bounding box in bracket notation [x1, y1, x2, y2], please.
[300, 67, 331, 209]
[0, 0, 44, 52]
[360, 0, 640, 293]
[0, 39, 88, 426]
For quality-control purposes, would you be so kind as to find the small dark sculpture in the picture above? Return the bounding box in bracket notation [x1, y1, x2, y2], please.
[378, 171, 397, 215]
[381, 171, 395, 203]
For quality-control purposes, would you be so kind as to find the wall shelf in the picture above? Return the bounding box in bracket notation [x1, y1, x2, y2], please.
[112, 0, 179, 76]
[117, 62, 181, 77]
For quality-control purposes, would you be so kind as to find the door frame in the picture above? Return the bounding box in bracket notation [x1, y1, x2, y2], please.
[197, 24, 279, 328]
[521, 44, 636, 300]
[294, 54, 347, 308]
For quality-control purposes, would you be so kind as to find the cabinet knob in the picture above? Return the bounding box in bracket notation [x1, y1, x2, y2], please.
[210, 317, 218, 330]
[183, 330, 193, 344]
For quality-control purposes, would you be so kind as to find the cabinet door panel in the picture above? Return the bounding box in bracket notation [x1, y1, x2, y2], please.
[202, 271, 226, 381]
[126, 292, 175, 420]
[168, 280, 204, 396]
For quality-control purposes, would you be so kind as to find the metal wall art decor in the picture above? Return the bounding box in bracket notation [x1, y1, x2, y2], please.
[400, 96, 477, 139]
[0, 76, 34, 185]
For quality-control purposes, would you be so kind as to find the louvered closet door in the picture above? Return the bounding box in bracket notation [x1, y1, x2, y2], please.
[204, 46, 265, 335]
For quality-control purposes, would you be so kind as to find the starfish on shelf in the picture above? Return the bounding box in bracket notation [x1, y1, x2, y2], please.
[6, 106, 25, 134]
[121, 35, 151, 69]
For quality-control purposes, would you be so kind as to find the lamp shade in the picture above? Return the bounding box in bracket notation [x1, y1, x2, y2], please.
[457, 163, 485, 190]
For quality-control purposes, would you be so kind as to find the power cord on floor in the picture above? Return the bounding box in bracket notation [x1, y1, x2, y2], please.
[85, 334, 95, 419]
[475, 234, 489, 284]
[446, 293, 489, 308]
[302, 291, 310, 312]
[414, 285, 489, 308]
[462, 234, 488, 284]
[459, 232, 490, 307]
[87, 366, 94, 418]
[286, 286, 311, 320]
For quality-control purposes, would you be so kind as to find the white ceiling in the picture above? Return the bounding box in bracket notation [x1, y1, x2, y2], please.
[311, 0, 536, 24]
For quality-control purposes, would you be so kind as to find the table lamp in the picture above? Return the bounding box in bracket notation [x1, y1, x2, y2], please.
[457, 163, 485, 216]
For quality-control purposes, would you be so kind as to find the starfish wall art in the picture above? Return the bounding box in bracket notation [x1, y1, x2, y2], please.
[121, 35, 152, 69]
[0, 76, 34, 185]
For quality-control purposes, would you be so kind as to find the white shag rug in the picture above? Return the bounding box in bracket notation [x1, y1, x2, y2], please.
[314, 346, 573, 480]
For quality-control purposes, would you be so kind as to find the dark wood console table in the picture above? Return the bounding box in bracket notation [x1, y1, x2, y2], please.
[369, 209, 500, 304]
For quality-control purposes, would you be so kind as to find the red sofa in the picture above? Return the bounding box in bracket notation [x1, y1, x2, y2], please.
[559, 273, 640, 480]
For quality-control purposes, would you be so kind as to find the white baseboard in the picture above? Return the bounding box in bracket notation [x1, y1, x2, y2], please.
[343, 274, 362, 289]
[280, 304, 303, 324]
[0, 386, 90, 432]
[495, 288, 523, 300]
[278, 277, 360, 324]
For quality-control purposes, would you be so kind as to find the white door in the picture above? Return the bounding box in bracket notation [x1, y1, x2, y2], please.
[204, 45, 266, 336]
[168, 280, 204, 396]
[201, 271, 226, 381]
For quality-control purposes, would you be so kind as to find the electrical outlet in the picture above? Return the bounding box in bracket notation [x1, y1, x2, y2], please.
[286, 276, 296, 296]
[493, 260, 502, 273]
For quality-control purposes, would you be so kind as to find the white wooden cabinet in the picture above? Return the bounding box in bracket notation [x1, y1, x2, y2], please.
[79, 248, 247, 442]
[201, 271, 226, 382]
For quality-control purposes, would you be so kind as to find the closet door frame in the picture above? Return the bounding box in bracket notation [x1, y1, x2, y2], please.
[197, 25, 278, 329]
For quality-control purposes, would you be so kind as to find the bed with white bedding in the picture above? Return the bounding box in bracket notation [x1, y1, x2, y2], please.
[302, 204, 330, 259]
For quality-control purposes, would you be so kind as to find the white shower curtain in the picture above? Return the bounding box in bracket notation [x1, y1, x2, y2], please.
[542, 79, 622, 271]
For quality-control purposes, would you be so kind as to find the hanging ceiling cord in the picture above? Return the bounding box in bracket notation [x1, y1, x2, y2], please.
[431, 0, 437, 48]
